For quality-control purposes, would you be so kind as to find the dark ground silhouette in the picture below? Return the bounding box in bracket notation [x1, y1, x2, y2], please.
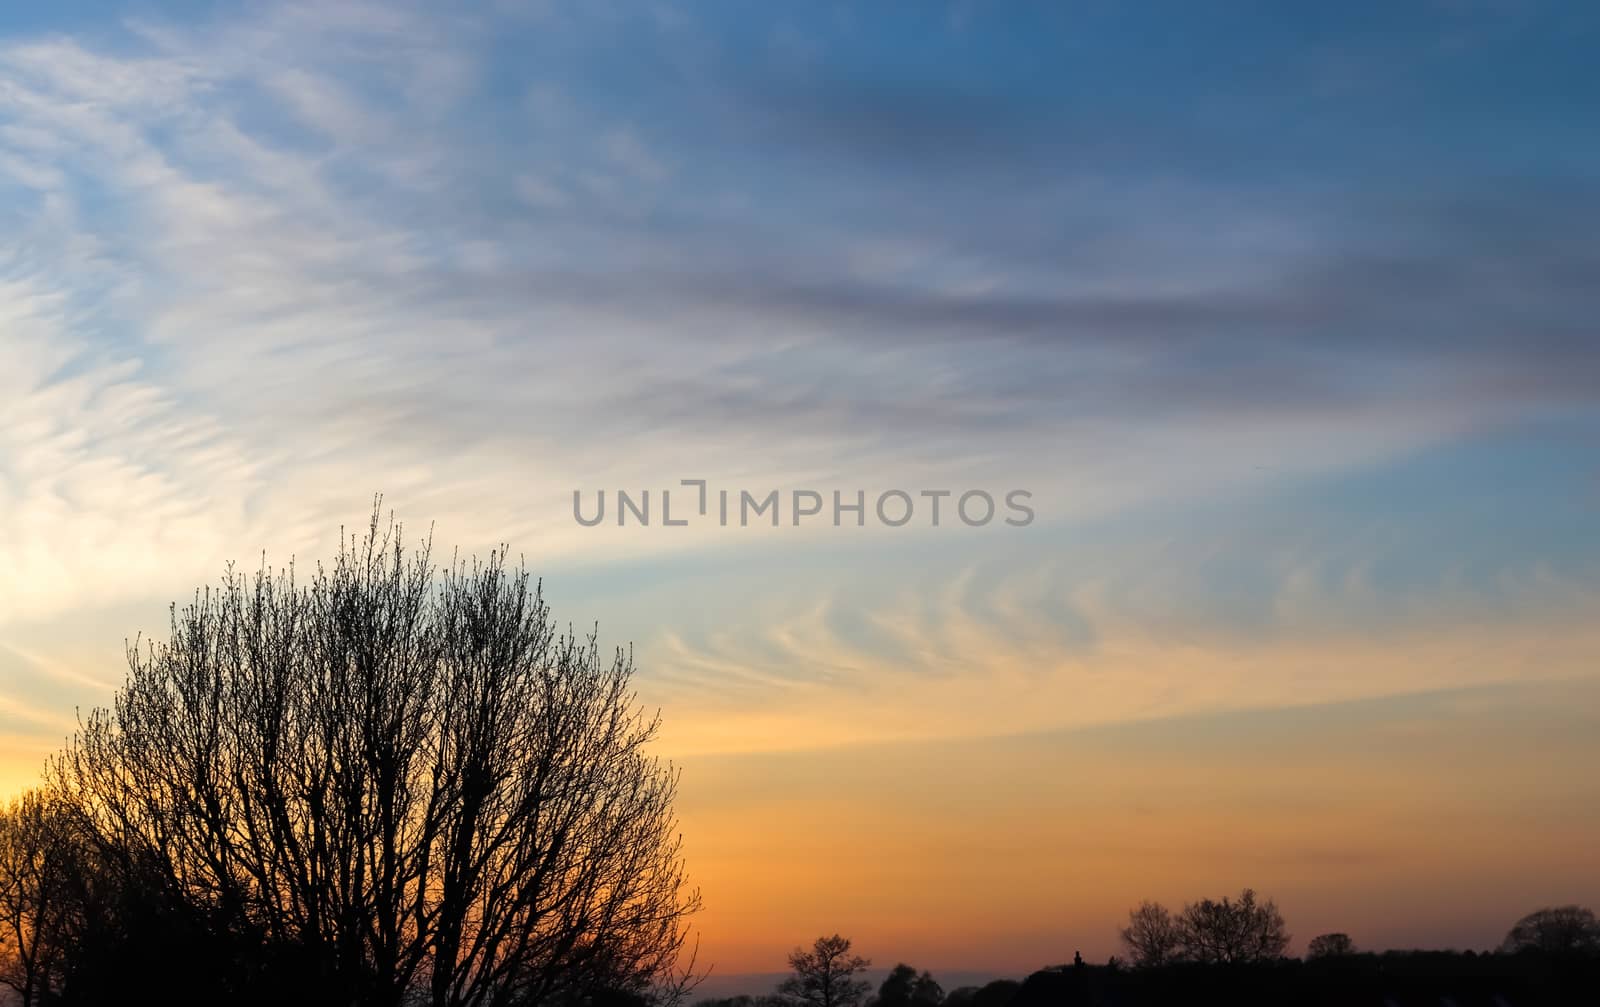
[1003, 951, 1599, 1006]
[695, 917, 1600, 1007]
[699, 953, 1600, 1007]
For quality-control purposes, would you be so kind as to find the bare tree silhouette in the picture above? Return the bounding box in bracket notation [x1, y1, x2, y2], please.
[1305, 932, 1356, 959]
[873, 963, 943, 1007]
[1501, 906, 1600, 955]
[1119, 889, 1289, 967]
[52, 507, 701, 1007]
[0, 790, 76, 1006]
[1119, 901, 1183, 967]
[777, 935, 871, 1007]
[1175, 889, 1289, 964]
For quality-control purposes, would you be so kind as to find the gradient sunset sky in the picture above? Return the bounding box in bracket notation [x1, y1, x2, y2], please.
[2, 0, 1599, 979]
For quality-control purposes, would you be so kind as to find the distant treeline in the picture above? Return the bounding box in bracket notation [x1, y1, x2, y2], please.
[699, 952, 1600, 1007]
[715, 911, 1600, 1007]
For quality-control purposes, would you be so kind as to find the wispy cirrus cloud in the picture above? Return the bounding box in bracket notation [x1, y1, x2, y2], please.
[0, 0, 1596, 771]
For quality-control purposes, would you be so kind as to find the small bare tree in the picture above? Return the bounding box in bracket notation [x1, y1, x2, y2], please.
[1119, 889, 1290, 967]
[0, 790, 75, 1007]
[874, 963, 942, 1007]
[55, 508, 701, 1007]
[1119, 900, 1183, 967]
[1176, 889, 1289, 964]
[777, 935, 871, 1007]
[1500, 906, 1600, 955]
[1305, 932, 1356, 959]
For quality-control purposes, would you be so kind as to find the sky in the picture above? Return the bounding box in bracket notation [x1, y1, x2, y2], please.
[2, 0, 1599, 981]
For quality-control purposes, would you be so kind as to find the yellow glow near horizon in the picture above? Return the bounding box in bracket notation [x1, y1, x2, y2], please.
[4, 660, 1599, 975]
[4, 531, 1598, 979]
[671, 677, 1600, 973]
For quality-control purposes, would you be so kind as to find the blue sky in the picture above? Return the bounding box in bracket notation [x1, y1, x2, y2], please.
[1, 0, 1598, 971]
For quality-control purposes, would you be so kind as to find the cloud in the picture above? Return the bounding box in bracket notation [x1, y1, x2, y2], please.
[0, 0, 1596, 762]
[614, 516, 1600, 754]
